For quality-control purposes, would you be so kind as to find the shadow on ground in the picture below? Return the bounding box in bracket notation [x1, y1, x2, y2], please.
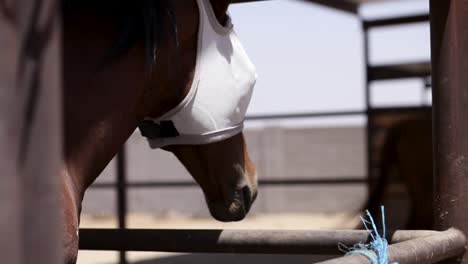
[133, 254, 334, 264]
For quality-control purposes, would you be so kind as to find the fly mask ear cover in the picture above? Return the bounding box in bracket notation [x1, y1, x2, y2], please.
[139, 0, 257, 149]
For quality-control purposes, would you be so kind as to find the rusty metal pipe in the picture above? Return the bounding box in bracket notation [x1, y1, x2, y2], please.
[430, 0, 468, 263]
[79, 229, 438, 254]
[317, 228, 465, 264]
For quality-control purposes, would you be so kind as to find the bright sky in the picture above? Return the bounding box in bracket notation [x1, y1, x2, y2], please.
[228, 0, 430, 127]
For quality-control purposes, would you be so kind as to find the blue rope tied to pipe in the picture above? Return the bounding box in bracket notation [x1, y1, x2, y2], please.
[339, 206, 398, 264]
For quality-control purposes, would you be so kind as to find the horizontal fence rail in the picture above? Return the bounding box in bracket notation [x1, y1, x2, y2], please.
[91, 177, 366, 189]
[317, 228, 465, 264]
[245, 110, 365, 121]
[363, 14, 430, 29]
[244, 106, 431, 121]
[80, 229, 443, 255]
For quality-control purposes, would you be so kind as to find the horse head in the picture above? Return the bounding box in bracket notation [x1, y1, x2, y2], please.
[137, 0, 258, 222]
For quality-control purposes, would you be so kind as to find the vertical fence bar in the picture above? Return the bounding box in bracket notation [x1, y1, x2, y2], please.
[18, 1, 63, 262]
[0, 0, 63, 263]
[117, 147, 128, 264]
[362, 21, 374, 205]
[430, 1, 468, 263]
[0, 5, 21, 262]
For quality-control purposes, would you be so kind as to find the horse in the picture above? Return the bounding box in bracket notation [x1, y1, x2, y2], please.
[365, 117, 433, 230]
[61, 0, 258, 262]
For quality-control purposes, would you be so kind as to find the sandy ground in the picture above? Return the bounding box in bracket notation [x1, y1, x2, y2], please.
[77, 212, 361, 264]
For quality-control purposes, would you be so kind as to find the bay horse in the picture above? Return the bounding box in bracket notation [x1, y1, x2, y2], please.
[365, 117, 433, 229]
[61, 0, 257, 263]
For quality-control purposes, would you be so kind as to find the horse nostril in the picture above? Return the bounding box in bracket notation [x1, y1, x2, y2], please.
[241, 186, 252, 212]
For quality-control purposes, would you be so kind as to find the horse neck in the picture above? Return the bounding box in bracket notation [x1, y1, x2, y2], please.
[209, 0, 231, 25]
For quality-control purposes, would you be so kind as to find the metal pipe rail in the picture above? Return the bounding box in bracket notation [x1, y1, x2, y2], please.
[244, 107, 431, 121]
[91, 178, 365, 189]
[317, 228, 465, 264]
[79, 228, 452, 255]
[245, 110, 365, 121]
[363, 14, 429, 29]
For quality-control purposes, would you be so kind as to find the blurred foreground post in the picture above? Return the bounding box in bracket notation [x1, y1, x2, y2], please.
[0, 0, 62, 263]
[430, 1, 468, 263]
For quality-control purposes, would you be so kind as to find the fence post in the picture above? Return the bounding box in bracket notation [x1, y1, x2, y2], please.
[0, 0, 62, 263]
[117, 147, 128, 264]
[430, 1, 468, 263]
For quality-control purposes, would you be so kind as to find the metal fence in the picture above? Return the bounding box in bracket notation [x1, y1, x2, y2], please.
[80, 1, 468, 264]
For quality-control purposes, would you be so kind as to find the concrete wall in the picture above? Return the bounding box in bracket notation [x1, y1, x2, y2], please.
[82, 126, 367, 216]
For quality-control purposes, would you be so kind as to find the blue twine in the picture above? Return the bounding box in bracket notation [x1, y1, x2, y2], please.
[339, 206, 398, 264]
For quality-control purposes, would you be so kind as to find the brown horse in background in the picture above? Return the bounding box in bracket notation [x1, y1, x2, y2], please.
[366, 117, 433, 230]
[61, 1, 257, 263]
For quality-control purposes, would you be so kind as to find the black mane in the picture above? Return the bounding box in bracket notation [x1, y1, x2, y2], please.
[62, 0, 178, 71]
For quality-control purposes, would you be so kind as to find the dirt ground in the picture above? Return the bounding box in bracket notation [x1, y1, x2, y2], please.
[77, 212, 361, 264]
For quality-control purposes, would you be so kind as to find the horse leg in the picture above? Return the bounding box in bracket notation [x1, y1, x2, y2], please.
[361, 128, 398, 228]
[406, 172, 434, 230]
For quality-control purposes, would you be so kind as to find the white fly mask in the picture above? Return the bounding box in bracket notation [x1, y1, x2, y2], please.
[139, 0, 257, 149]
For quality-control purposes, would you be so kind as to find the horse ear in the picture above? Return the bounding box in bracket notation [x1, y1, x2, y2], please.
[210, 0, 231, 26]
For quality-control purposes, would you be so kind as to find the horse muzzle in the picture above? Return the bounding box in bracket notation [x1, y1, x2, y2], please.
[206, 185, 258, 222]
